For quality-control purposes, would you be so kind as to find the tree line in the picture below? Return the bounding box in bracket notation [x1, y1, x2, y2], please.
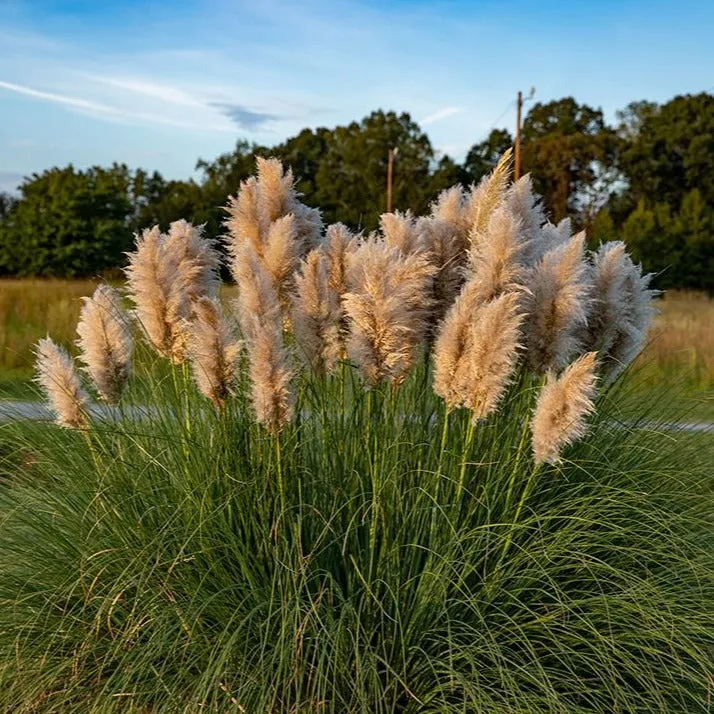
[1, 92, 713, 291]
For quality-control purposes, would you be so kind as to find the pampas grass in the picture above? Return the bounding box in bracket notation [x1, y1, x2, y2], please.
[76, 284, 133, 403]
[6, 155, 711, 714]
[188, 297, 241, 408]
[343, 240, 434, 384]
[34, 337, 88, 428]
[531, 351, 598, 464]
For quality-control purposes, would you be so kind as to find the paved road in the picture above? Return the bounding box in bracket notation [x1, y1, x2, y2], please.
[1, 400, 712, 434]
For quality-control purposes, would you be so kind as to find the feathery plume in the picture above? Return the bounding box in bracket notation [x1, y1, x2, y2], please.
[165, 220, 221, 302]
[417, 216, 466, 323]
[522, 232, 589, 372]
[343, 241, 435, 385]
[246, 315, 294, 433]
[505, 175, 547, 264]
[262, 214, 300, 309]
[125, 226, 191, 363]
[324, 223, 358, 296]
[467, 205, 527, 303]
[434, 291, 523, 420]
[76, 284, 133, 403]
[464, 148, 513, 237]
[225, 176, 267, 261]
[292, 248, 343, 373]
[532, 352, 598, 465]
[431, 185, 469, 251]
[380, 210, 424, 255]
[231, 241, 282, 341]
[188, 297, 241, 409]
[582, 242, 657, 378]
[35, 337, 89, 429]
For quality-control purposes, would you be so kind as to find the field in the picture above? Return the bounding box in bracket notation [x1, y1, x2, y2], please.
[1, 279, 712, 420]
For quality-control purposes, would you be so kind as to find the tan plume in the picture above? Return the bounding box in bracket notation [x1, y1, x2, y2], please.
[292, 248, 343, 374]
[380, 210, 425, 255]
[523, 232, 589, 372]
[343, 240, 435, 385]
[417, 216, 466, 323]
[245, 315, 294, 433]
[431, 185, 469, 252]
[124, 226, 191, 363]
[76, 284, 133, 403]
[467, 205, 527, 303]
[35, 337, 89, 429]
[165, 220, 221, 302]
[188, 297, 242, 408]
[532, 351, 598, 465]
[465, 148, 513, 237]
[433, 288, 522, 419]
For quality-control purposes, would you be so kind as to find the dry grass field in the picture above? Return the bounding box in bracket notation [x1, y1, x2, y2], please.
[0, 279, 712, 415]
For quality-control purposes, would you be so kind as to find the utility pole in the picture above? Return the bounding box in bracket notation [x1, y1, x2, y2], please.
[386, 147, 398, 213]
[515, 90, 523, 181]
[514, 87, 535, 181]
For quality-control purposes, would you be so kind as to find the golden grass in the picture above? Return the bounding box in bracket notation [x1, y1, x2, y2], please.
[635, 290, 714, 389]
[0, 279, 712, 390]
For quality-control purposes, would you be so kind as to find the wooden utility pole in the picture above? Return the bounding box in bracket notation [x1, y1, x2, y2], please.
[386, 147, 395, 213]
[515, 90, 523, 180]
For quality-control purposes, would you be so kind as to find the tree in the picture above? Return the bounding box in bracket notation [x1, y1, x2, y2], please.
[618, 93, 714, 210]
[463, 129, 513, 184]
[521, 98, 617, 223]
[312, 110, 436, 231]
[0, 165, 133, 277]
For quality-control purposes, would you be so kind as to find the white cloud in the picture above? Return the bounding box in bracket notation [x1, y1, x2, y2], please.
[419, 106, 463, 126]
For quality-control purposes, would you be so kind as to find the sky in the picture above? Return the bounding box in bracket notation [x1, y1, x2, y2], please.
[1, 0, 713, 193]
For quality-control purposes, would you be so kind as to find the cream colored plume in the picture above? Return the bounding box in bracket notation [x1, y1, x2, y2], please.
[380, 210, 424, 255]
[76, 284, 133, 403]
[531, 351, 598, 465]
[467, 205, 527, 303]
[431, 185, 469, 251]
[342, 240, 435, 384]
[35, 337, 89, 429]
[434, 290, 523, 420]
[522, 231, 589, 372]
[292, 248, 343, 373]
[583, 241, 656, 378]
[262, 214, 300, 309]
[165, 219, 221, 302]
[417, 216, 466, 322]
[125, 226, 191, 363]
[231, 241, 282, 342]
[225, 176, 266, 259]
[324, 223, 358, 296]
[505, 175, 546, 263]
[188, 297, 241, 408]
[256, 156, 322, 255]
[245, 315, 294, 433]
[464, 148, 513, 237]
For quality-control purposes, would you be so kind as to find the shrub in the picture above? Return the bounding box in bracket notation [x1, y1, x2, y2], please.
[0, 155, 712, 713]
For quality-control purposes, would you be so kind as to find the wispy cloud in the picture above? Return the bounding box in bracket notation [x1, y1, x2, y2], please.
[211, 103, 280, 130]
[419, 106, 462, 126]
[0, 78, 234, 132]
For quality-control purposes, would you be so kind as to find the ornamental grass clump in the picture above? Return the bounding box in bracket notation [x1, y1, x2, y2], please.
[1, 154, 712, 713]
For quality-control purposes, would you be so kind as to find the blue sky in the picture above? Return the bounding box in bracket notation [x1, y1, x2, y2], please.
[1, 0, 712, 193]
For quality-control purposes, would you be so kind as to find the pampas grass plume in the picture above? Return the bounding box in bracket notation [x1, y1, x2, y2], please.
[465, 148, 513, 236]
[433, 287, 522, 418]
[343, 241, 434, 385]
[523, 231, 589, 372]
[380, 211, 424, 255]
[189, 297, 241, 409]
[35, 337, 89, 429]
[76, 284, 133, 403]
[165, 219, 221, 302]
[125, 226, 191, 363]
[292, 248, 343, 373]
[532, 351, 598, 465]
